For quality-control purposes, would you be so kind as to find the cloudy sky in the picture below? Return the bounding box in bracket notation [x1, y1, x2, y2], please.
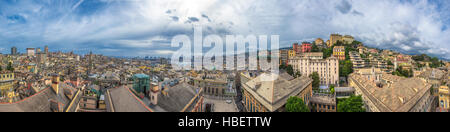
[0, 0, 449, 60]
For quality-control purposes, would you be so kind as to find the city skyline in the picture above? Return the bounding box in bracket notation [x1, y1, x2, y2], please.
[1, 0, 450, 114]
[0, 0, 450, 60]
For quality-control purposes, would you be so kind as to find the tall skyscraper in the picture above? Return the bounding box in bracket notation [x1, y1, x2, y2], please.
[88, 51, 93, 75]
[44, 45, 49, 54]
[11, 47, 17, 55]
[26, 48, 35, 56]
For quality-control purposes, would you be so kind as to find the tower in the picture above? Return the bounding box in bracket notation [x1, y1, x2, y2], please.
[44, 45, 49, 54]
[51, 73, 60, 95]
[88, 51, 93, 75]
[11, 47, 17, 55]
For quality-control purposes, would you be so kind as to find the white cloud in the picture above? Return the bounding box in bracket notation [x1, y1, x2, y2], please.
[1, 0, 449, 59]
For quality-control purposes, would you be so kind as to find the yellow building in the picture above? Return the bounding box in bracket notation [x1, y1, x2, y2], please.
[0, 71, 15, 97]
[439, 86, 449, 110]
[288, 49, 296, 58]
[329, 34, 342, 47]
[315, 38, 324, 46]
[333, 46, 346, 60]
[342, 35, 354, 44]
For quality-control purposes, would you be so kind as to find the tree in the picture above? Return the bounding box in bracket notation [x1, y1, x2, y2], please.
[6, 62, 14, 72]
[430, 57, 442, 68]
[294, 71, 302, 78]
[323, 46, 333, 58]
[311, 43, 320, 52]
[387, 60, 394, 66]
[286, 65, 294, 76]
[337, 95, 366, 112]
[393, 66, 413, 77]
[329, 84, 335, 94]
[279, 63, 287, 70]
[0, 65, 2, 71]
[340, 60, 353, 77]
[285, 96, 309, 112]
[309, 72, 320, 89]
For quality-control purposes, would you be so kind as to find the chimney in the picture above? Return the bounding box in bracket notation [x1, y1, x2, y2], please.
[51, 73, 60, 95]
[150, 85, 159, 105]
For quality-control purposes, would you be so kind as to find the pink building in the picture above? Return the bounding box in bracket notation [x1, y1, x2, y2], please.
[301, 42, 312, 53]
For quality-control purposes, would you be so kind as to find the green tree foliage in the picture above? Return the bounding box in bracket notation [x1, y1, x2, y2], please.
[286, 65, 294, 76]
[294, 71, 302, 78]
[279, 63, 287, 70]
[387, 60, 394, 66]
[392, 66, 413, 77]
[412, 54, 442, 68]
[323, 46, 333, 58]
[412, 54, 430, 61]
[286, 96, 309, 112]
[430, 57, 442, 68]
[340, 60, 353, 77]
[335, 40, 344, 46]
[6, 62, 14, 72]
[280, 64, 296, 77]
[330, 84, 335, 94]
[311, 43, 320, 52]
[309, 72, 320, 89]
[337, 95, 366, 112]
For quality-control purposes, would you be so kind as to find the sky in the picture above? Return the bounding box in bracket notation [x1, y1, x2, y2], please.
[0, 0, 449, 60]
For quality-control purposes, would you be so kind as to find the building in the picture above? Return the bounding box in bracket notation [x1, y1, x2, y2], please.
[51, 73, 60, 95]
[418, 68, 446, 109]
[349, 51, 365, 69]
[335, 87, 355, 98]
[333, 46, 346, 60]
[368, 55, 387, 69]
[132, 74, 150, 97]
[279, 49, 289, 65]
[11, 47, 17, 55]
[301, 42, 312, 53]
[44, 45, 49, 54]
[107, 86, 152, 112]
[149, 82, 204, 112]
[326, 40, 330, 47]
[299, 52, 323, 60]
[0, 71, 15, 99]
[36, 52, 47, 64]
[342, 35, 354, 44]
[193, 73, 228, 97]
[26, 48, 35, 56]
[439, 85, 449, 111]
[288, 49, 296, 59]
[106, 83, 204, 112]
[310, 93, 336, 112]
[315, 38, 324, 46]
[0, 87, 70, 112]
[289, 56, 339, 85]
[348, 72, 433, 112]
[354, 67, 383, 82]
[368, 49, 378, 54]
[240, 71, 313, 112]
[293, 43, 301, 55]
[418, 68, 446, 91]
[329, 34, 342, 47]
